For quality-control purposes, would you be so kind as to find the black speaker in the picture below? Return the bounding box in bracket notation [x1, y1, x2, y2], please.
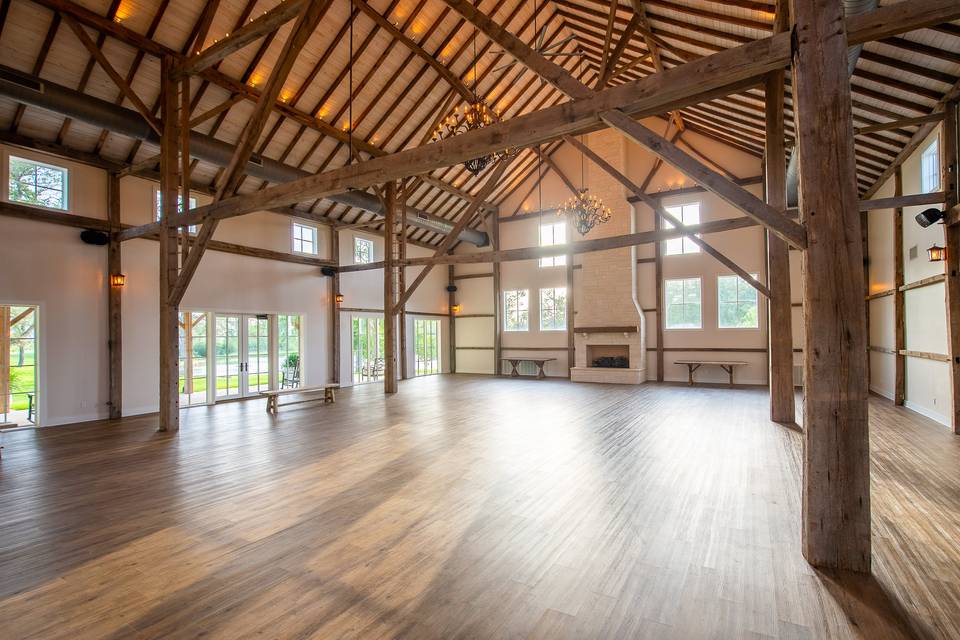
[446, 285, 458, 293]
[80, 229, 109, 245]
[321, 266, 336, 277]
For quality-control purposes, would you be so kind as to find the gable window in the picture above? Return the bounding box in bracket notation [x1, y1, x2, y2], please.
[503, 289, 529, 332]
[292, 222, 318, 255]
[664, 277, 702, 329]
[921, 139, 940, 194]
[8, 155, 68, 211]
[539, 287, 567, 331]
[354, 237, 374, 264]
[155, 191, 198, 234]
[718, 274, 759, 329]
[539, 222, 567, 267]
[663, 202, 700, 256]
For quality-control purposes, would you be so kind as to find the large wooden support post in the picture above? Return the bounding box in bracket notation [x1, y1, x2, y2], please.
[383, 182, 399, 394]
[942, 100, 960, 433]
[399, 192, 408, 380]
[894, 168, 905, 406]
[793, 0, 870, 571]
[331, 230, 341, 384]
[448, 265, 457, 374]
[566, 215, 575, 376]
[765, 72, 795, 424]
[492, 212, 502, 376]
[158, 56, 181, 432]
[107, 172, 122, 419]
[654, 215, 664, 381]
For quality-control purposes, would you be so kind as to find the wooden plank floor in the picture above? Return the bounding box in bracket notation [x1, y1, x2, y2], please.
[0, 376, 957, 639]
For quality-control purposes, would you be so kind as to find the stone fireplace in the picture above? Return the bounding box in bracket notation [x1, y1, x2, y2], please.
[569, 128, 647, 385]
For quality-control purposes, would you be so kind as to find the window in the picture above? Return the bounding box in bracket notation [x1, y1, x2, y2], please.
[664, 277, 702, 329]
[354, 237, 374, 264]
[292, 222, 318, 255]
[718, 274, 759, 329]
[921, 139, 940, 194]
[539, 287, 567, 331]
[414, 319, 441, 376]
[2, 305, 38, 426]
[278, 314, 303, 389]
[539, 222, 567, 267]
[155, 191, 198, 234]
[503, 289, 529, 332]
[8, 155, 68, 210]
[352, 316, 385, 383]
[663, 202, 700, 256]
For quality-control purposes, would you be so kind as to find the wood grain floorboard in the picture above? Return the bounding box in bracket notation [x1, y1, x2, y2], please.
[0, 376, 957, 639]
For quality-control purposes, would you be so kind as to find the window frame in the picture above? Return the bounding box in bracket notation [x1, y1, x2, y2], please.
[155, 189, 198, 234]
[538, 221, 568, 268]
[354, 236, 375, 264]
[7, 154, 70, 212]
[663, 277, 703, 330]
[717, 273, 760, 330]
[291, 221, 319, 256]
[503, 289, 530, 332]
[539, 286, 567, 332]
[921, 138, 940, 194]
[662, 202, 701, 256]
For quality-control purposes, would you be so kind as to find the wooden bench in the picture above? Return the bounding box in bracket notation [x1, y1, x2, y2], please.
[674, 360, 748, 387]
[262, 384, 339, 414]
[501, 357, 556, 379]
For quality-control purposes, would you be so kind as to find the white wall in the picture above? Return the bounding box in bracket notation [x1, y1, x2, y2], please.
[867, 127, 951, 426]
[0, 143, 340, 424]
[465, 118, 786, 385]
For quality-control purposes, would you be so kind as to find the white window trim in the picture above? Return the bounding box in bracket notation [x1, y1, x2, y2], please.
[503, 289, 530, 332]
[154, 188, 198, 234]
[6, 152, 71, 212]
[664, 277, 703, 331]
[538, 287, 567, 332]
[353, 236, 375, 264]
[539, 222, 567, 268]
[291, 221, 319, 256]
[921, 139, 940, 194]
[662, 202, 701, 257]
[717, 273, 761, 330]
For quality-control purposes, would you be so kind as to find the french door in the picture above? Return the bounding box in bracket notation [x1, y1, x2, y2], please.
[351, 316, 385, 384]
[215, 314, 273, 399]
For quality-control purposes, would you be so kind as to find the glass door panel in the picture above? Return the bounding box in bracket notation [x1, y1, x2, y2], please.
[244, 316, 271, 396]
[1, 305, 38, 426]
[179, 312, 209, 406]
[414, 319, 440, 376]
[351, 316, 384, 384]
[278, 314, 302, 389]
[215, 314, 241, 399]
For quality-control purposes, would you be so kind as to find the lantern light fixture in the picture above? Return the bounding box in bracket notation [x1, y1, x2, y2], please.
[110, 273, 126, 288]
[451, 303, 462, 314]
[928, 244, 946, 262]
[335, 293, 345, 305]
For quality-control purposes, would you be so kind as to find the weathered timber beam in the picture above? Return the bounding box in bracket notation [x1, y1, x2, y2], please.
[564, 134, 771, 298]
[61, 14, 161, 136]
[175, 0, 309, 76]
[600, 109, 807, 249]
[392, 159, 509, 314]
[166, 0, 960, 229]
[853, 112, 944, 135]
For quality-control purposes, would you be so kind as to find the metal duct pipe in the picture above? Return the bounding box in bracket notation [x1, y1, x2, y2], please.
[0, 65, 489, 246]
[784, 0, 878, 207]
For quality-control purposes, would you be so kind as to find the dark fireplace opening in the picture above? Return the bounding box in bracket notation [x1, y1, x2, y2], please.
[586, 344, 630, 368]
[592, 355, 629, 368]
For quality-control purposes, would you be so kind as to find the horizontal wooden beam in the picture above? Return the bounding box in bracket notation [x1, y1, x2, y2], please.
[175, 0, 309, 76]
[854, 113, 944, 135]
[0, 199, 332, 268]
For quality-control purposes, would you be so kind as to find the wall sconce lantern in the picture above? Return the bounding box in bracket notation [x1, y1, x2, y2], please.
[928, 244, 946, 262]
[335, 293, 344, 305]
[451, 304, 462, 314]
[110, 273, 126, 287]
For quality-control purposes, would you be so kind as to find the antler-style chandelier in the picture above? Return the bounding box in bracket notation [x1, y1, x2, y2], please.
[560, 189, 612, 235]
